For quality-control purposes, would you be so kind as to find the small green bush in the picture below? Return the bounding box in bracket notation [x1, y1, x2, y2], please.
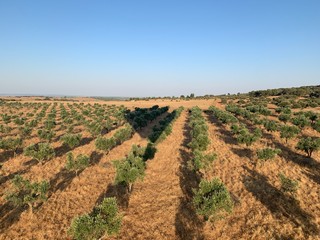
[279, 173, 299, 194]
[0, 137, 23, 156]
[95, 136, 116, 154]
[257, 148, 281, 162]
[5, 175, 49, 213]
[236, 128, 261, 147]
[280, 125, 300, 143]
[278, 114, 291, 124]
[263, 120, 279, 132]
[37, 129, 55, 142]
[292, 115, 309, 129]
[113, 152, 145, 192]
[193, 178, 233, 220]
[60, 133, 82, 149]
[193, 150, 217, 171]
[24, 143, 55, 164]
[189, 133, 210, 151]
[68, 197, 122, 240]
[296, 137, 320, 158]
[66, 152, 90, 176]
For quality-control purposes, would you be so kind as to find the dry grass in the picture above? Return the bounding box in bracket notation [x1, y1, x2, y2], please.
[0, 97, 319, 239]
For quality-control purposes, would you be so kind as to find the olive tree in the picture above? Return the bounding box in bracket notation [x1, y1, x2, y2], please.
[68, 197, 122, 240]
[0, 137, 23, 156]
[65, 152, 90, 176]
[24, 143, 55, 164]
[193, 178, 233, 221]
[113, 152, 145, 193]
[296, 137, 320, 158]
[280, 125, 300, 143]
[5, 175, 49, 214]
[60, 133, 82, 149]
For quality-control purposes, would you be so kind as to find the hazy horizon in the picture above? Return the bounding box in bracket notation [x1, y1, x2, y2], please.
[1, 0, 319, 97]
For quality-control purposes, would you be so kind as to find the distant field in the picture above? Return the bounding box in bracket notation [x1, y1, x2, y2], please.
[0, 96, 319, 239]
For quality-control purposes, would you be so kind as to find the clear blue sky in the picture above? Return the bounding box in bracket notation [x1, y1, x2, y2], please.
[0, 0, 319, 97]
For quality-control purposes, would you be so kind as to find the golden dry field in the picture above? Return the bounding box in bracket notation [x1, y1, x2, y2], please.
[0, 96, 319, 240]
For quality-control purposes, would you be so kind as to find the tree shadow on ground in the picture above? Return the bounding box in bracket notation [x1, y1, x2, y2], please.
[0, 202, 26, 234]
[0, 151, 14, 164]
[243, 166, 319, 237]
[204, 113, 238, 145]
[230, 147, 254, 162]
[0, 158, 39, 232]
[234, 115, 320, 185]
[0, 148, 23, 164]
[0, 159, 38, 186]
[124, 105, 169, 139]
[49, 168, 77, 194]
[205, 112, 255, 164]
[55, 137, 94, 157]
[175, 112, 204, 240]
[49, 151, 104, 196]
[96, 183, 130, 210]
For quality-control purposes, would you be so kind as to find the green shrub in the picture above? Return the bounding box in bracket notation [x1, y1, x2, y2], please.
[44, 119, 56, 130]
[5, 175, 49, 213]
[0, 124, 12, 134]
[66, 152, 90, 176]
[193, 150, 217, 171]
[257, 148, 281, 162]
[236, 128, 261, 147]
[292, 115, 309, 129]
[230, 124, 242, 135]
[2, 114, 11, 124]
[113, 152, 145, 192]
[263, 120, 279, 132]
[86, 121, 103, 137]
[19, 126, 32, 138]
[296, 137, 320, 158]
[193, 178, 233, 220]
[68, 197, 122, 240]
[313, 120, 320, 132]
[188, 133, 210, 151]
[113, 125, 134, 144]
[60, 133, 82, 149]
[279, 173, 299, 194]
[14, 117, 25, 126]
[277, 114, 290, 124]
[0, 137, 23, 156]
[280, 125, 300, 143]
[95, 136, 116, 154]
[37, 129, 55, 142]
[24, 143, 55, 164]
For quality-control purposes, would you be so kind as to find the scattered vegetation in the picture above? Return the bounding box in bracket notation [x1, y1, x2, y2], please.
[65, 152, 90, 176]
[5, 175, 49, 214]
[295, 137, 320, 158]
[68, 197, 122, 240]
[256, 148, 281, 163]
[60, 133, 82, 149]
[193, 178, 233, 221]
[24, 143, 55, 164]
[279, 173, 299, 195]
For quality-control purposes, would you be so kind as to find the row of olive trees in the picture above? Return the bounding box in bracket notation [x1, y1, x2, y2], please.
[148, 106, 184, 144]
[95, 124, 134, 154]
[226, 104, 320, 158]
[188, 107, 233, 221]
[69, 108, 185, 239]
[188, 106, 216, 171]
[67, 144, 154, 239]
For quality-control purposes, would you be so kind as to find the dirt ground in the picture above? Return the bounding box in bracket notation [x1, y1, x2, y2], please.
[0, 97, 319, 239]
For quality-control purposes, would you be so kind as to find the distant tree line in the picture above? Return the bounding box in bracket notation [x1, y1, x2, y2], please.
[248, 85, 320, 98]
